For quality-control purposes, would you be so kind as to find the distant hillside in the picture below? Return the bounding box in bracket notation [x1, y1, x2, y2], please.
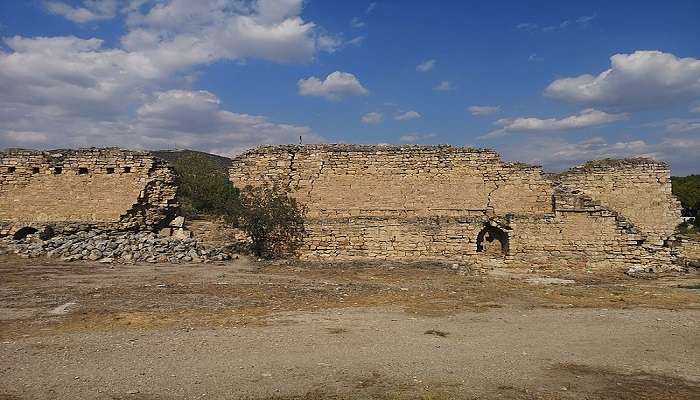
[151, 149, 232, 171]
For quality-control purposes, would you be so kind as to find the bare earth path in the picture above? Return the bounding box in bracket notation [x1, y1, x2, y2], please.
[1, 256, 699, 399]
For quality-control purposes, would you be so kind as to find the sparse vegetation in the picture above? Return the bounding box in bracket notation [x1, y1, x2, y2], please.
[672, 175, 700, 229]
[239, 183, 306, 258]
[172, 153, 242, 224]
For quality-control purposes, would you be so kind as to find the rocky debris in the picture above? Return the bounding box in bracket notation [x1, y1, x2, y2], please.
[2, 230, 235, 264]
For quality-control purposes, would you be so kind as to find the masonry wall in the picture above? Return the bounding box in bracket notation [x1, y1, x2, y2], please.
[555, 159, 681, 245]
[230, 145, 554, 217]
[0, 148, 177, 235]
[230, 145, 682, 269]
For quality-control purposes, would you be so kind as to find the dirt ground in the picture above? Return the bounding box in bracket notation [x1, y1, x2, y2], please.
[0, 255, 699, 399]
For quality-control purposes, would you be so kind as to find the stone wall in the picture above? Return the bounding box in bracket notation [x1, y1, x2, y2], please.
[0, 148, 177, 235]
[554, 159, 681, 245]
[230, 145, 553, 217]
[230, 145, 682, 269]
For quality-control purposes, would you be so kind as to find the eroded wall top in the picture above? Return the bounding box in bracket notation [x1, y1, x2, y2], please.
[229, 144, 554, 217]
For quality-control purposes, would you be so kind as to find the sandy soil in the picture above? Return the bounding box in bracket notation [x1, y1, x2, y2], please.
[0, 255, 699, 399]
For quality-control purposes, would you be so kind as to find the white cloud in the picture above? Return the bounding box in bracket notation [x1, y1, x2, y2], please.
[434, 81, 454, 91]
[499, 135, 700, 175]
[366, 2, 377, 13]
[45, 0, 118, 23]
[468, 105, 500, 116]
[649, 118, 700, 134]
[528, 53, 543, 62]
[480, 109, 628, 139]
[134, 90, 323, 155]
[545, 51, 700, 111]
[361, 112, 383, 124]
[297, 71, 368, 100]
[350, 17, 365, 28]
[346, 36, 366, 46]
[317, 35, 342, 53]
[0, 1, 333, 154]
[399, 132, 437, 144]
[516, 23, 538, 31]
[416, 59, 435, 72]
[394, 111, 421, 121]
[3, 131, 50, 145]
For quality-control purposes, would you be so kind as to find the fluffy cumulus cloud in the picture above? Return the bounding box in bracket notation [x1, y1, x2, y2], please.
[361, 112, 383, 124]
[135, 90, 322, 154]
[0, 0, 333, 154]
[545, 51, 700, 111]
[297, 71, 368, 100]
[481, 109, 627, 139]
[394, 111, 421, 121]
[468, 105, 500, 116]
[45, 0, 119, 23]
[416, 59, 436, 72]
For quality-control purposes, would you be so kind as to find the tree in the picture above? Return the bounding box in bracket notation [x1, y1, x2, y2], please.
[672, 175, 700, 229]
[172, 154, 242, 224]
[239, 184, 306, 258]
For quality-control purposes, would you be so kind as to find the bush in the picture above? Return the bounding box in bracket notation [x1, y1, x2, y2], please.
[672, 175, 700, 229]
[239, 184, 306, 258]
[172, 154, 242, 224]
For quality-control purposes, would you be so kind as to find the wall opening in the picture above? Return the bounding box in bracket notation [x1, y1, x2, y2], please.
[32, 167, 40, 174]
[13, 227, 38, 240]
[106, 167, 115, 174]
[7, 166, 16, 173]
[123, 166, 132, 173]
[476, 225, 509, 256]
[78, 167, 89, 175]
[53, 167, 63, 175]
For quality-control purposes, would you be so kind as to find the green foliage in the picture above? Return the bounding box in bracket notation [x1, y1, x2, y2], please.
[172, 154, 242, 224]
[672, 175, 700, 228]
[239, 184, 306, 258]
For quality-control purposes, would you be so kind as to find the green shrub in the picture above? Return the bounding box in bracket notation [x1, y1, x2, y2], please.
[172, 154, 242, 224]
[239, 184, 306, 258]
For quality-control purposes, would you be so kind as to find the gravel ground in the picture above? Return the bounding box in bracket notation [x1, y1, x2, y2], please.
[1, 255, 699, 399]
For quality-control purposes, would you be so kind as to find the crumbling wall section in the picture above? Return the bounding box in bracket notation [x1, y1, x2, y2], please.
[554, 158, 681, 245]
[0, 148, 177, 235]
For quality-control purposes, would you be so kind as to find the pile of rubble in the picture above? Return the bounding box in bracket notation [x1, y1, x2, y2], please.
[2, 229, 236, 264]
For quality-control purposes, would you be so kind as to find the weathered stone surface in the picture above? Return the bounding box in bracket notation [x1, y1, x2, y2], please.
[230, 144, 683, 270]
[0, 148, 178, 236]
[1, 230, 234, 264]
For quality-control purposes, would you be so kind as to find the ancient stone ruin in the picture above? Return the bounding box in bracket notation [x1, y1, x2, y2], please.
[0, 148, 178, 237]
[0, 145, 688, 271]
[0, 148, 234, 263]
[230, 144, 684, 271]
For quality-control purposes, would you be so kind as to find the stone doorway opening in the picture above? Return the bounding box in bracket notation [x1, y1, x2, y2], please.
[13, 227, 38, 240]
[476, 225, 508, 255]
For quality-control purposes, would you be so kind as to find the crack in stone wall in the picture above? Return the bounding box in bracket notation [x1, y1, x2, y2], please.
[230, 144, 682, 269]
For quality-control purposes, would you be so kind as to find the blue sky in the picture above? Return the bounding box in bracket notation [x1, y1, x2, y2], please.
[1, 1, 699, 174]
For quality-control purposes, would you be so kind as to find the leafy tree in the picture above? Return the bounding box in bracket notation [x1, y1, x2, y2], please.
[672, 175, 700, 228]
[239, 184, 306, 258]
[172, 154, 242, 224]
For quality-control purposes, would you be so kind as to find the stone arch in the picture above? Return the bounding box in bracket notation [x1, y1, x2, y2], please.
[476, 225, 509, 255]
[13, 226, 38, 240]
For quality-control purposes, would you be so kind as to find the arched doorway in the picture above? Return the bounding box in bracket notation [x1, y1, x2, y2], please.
[476, 225, 508, 255]
[13, 226, 38, 240]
